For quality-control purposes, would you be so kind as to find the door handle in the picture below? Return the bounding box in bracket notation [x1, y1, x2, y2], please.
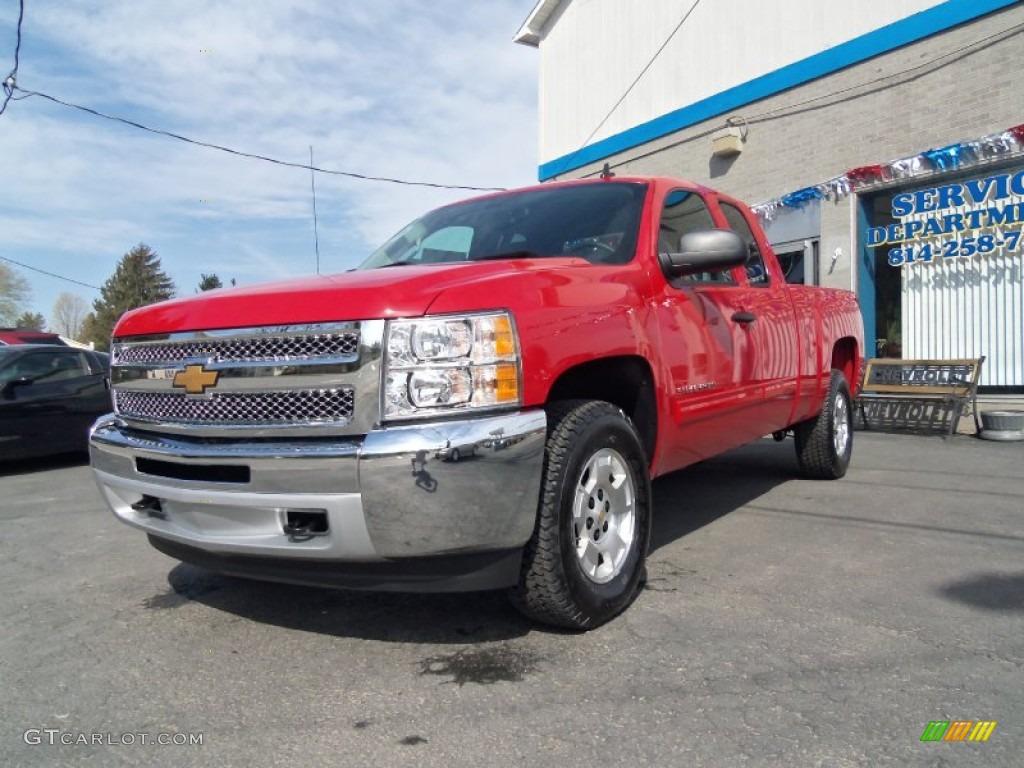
[731, 311, 757, 324]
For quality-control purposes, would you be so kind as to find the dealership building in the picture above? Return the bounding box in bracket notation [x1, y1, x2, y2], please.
[515, 0, 1024, 394]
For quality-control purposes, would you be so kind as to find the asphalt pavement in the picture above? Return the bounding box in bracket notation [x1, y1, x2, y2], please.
[1, 431, 1021, 767]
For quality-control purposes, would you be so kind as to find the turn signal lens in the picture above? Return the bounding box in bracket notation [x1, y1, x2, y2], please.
[494, 363, 519, 403]
[493, 315, 515, 359]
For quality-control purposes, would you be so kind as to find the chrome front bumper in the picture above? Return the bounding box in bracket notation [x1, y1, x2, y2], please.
[90, 410, 546, 587]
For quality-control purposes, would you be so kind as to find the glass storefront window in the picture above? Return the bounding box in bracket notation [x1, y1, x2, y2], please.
[860, 163, 1024, 392]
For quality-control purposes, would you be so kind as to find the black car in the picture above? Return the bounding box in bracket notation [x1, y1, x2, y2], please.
[0, 345, 112, 461]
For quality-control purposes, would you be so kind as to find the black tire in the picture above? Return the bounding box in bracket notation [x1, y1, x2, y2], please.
[509, 400, 652, 630]
[794, 370, 854, 479]
[450, 448, 461, 462]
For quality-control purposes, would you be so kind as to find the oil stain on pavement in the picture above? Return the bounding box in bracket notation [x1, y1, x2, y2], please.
[419, 644, 542, 686]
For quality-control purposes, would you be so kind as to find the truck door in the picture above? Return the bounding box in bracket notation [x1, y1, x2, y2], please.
[652, 189, 768, 470]
[717, 200, 800, 435]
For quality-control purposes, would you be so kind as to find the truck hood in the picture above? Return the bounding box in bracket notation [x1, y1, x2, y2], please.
[114, 259, 584, 337]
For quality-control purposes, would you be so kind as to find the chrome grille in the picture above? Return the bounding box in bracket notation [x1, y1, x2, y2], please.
[113, 333, 359, 365]
[110, 320, 383, 436]
[115, 389, 355, 425]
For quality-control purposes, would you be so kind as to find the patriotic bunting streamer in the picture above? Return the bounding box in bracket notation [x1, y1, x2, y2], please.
[751, 123, 1024, 222]
[846, 165, 886, 187]
[922, 144, 967, 171]
[780, 186, 823, 207]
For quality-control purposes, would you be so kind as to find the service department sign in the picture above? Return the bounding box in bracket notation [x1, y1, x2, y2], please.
[867, 170, 1024, 266]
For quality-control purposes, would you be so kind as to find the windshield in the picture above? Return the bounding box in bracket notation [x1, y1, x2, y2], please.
[357, 181, 647, 269]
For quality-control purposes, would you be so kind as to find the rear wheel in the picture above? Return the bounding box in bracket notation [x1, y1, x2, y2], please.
[509, 400, 651, 630]
[794, 369, 853, 479]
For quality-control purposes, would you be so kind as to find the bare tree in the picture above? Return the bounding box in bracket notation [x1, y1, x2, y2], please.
[52, 292, 89, 339]
[0, 262, 31, 326]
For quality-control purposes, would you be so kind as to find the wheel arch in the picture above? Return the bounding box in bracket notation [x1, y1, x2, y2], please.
[831, 337, 860, 395]
[544, 355, 657, 467]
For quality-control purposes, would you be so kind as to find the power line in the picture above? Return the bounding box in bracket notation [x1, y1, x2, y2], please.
[0, 0, 25, 116]
[583, 18, 1024, 178]
[10, 84, 507, 192]
[744, 20, 1024, 124]
[2, 0, 502, 191]
[559, 0, 703, 174]
[0, 254, 101, 291]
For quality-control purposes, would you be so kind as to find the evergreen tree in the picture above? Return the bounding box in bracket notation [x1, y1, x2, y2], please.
[197, 273, 224, 292]
[90, 244, 175, 350]
[80, 312, 99, 346]
[14, 311, 46, 331]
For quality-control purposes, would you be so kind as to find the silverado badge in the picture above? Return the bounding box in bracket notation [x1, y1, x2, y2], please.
[172, 364, 220, 395]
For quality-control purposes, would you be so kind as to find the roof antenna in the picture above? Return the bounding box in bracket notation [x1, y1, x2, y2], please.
[600, 162, 615, 179]
[309, 145, 321, 275]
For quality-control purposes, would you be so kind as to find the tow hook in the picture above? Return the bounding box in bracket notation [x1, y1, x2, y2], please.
[283, 510, 330, 542]
[772, 430, 789, 442]
[131, 495, 166, 519]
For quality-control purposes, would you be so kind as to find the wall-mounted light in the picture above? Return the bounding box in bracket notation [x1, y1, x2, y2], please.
[712, 116, 748, 158]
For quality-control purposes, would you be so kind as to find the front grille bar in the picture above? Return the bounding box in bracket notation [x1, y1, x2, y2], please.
[115, 389, 355, 426]
[113, 332, 359, 365]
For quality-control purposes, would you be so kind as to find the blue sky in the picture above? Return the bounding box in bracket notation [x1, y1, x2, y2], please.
[0, 0, 539, 324]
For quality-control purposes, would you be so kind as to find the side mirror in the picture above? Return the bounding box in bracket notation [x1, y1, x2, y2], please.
[661, 229, 748, 278]
[1, 375, 33, 399]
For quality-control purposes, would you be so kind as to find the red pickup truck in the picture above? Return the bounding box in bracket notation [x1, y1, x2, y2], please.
[90, 177, 863, 629]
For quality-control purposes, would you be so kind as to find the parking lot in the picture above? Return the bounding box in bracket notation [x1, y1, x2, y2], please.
[1, 431, 1021, 767]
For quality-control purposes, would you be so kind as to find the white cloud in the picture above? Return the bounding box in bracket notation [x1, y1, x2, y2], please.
[0, 0, 539, 318]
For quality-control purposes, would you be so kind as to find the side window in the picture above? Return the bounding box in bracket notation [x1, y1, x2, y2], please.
[659, 190, 734, 285]
[32, 351, 89, 383]
[0, 359, 21, 387]
[719, 202, 770, 286]
[86, 351, 109, 374]
[11, 353, 56, 381]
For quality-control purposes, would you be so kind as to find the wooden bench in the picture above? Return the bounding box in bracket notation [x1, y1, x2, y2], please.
[855, 357, 985, 437]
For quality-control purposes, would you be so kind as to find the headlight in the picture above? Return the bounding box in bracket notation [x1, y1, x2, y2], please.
[383, 311, 521, 420]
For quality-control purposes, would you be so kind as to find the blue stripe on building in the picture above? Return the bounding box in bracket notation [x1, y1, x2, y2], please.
[539, 0, 1020, 180]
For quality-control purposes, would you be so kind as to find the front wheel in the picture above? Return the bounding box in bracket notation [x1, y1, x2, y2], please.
[794, 369, 854, 479]
[509, 400, 651, 630]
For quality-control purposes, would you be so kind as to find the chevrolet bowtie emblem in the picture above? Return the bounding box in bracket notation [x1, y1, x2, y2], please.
[172, 364, 220, 395]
